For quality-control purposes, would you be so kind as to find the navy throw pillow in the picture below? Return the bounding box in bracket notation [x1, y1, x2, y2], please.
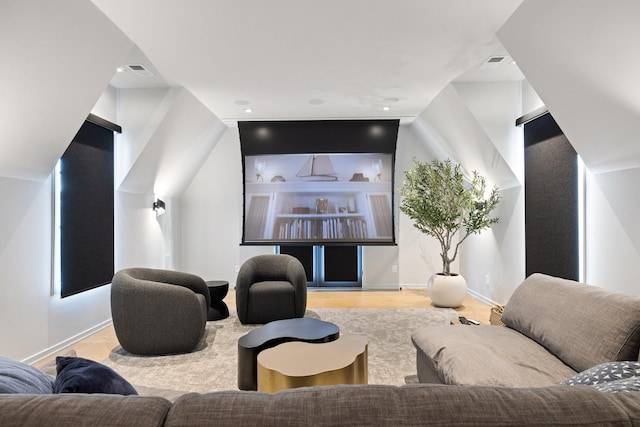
[53, 356, 137, 395]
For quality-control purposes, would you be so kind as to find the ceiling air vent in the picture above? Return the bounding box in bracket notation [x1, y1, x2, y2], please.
[479, 56, 506, 70]
[127, 64, 154, 77]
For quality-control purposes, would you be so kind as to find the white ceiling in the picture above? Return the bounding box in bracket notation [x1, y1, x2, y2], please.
[498, 0, 640, 174]
[5, 0, 636, 186]
[92, 0, 524, 122]
[0, 0, 133, 181]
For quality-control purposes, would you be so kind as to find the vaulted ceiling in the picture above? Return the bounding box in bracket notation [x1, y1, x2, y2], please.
[2, 0, 638, 185]
[92, 0, 522, 123]
[498, 0, 640, 174]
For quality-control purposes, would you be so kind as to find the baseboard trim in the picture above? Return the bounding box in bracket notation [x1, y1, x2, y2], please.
[399, 283, 427, 290]
[400, 285, 500, 306]
[467, 289, 501, 307]
[22, 319, 113, 365]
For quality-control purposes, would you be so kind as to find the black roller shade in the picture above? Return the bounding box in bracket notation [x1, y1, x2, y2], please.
[60, 121, 114, 298]
[238, 120, 399, 155]
[279, 245, 314, 282]
[524, 113, 579, 280]
[323, 246, 359, 282]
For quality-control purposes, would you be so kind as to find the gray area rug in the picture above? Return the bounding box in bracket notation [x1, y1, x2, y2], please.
[102, 307, 456, 394]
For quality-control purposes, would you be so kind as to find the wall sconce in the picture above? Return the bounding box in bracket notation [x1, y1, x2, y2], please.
[153, 198, 166, 215]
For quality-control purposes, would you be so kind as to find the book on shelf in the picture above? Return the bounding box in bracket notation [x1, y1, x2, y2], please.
[275, 217, 368, 240]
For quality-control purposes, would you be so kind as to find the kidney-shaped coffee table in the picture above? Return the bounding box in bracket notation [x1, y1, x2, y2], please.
[237, 318, 339, 391]
[257, 334, 368, 392]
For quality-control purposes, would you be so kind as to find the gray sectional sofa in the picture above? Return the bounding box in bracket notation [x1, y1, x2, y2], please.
[1, 383, 640, 426]
[3, 273, 640, 426]
[412, 273, 640, 386]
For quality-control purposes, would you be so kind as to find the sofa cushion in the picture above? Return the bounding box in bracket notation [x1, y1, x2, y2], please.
[0, 394, 171, 427]
[164, 384, 637, 427]
[0, 357, 54, 394]
[412, 325, 577, 386]
[54, 356, 137, 395]
[502, 273, 640, 373]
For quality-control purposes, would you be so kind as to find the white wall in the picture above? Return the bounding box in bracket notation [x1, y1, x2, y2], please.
[0, 0, 138, 360]
[402, 81, 526, 304]
[180, 127, 246, 283]
[521, 79, 545, 115]
[114, 191, 167, 270]
[0, 0, 133, 182]
[181, 125, 412, 290]
[0, 177, 54, 360]
[452, 81, 525, 304]
[452, 81, 524, 183]
[461, 185, 525, 304]
[498, 2, 640, 296]
[0, 86, 179, 362]
[0, 89, 124, 361]
[114, 87, 183, 271]
[499, 0, 640, 175]
[92, 85, 119, 124]
[396, 123, 449, 287]
[115, 87, 172, 189]
[0, 174, 115, 362]
[585, 167, 640, 294]
[178, 99, 528, 295]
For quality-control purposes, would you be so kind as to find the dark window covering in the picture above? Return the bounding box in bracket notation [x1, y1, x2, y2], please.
[279, 245, 361, 287]
[524, 113, 579, 280]
[60, 121, 114, 298]
[323, 246, 359, 282]
[279, 245, 314, 282]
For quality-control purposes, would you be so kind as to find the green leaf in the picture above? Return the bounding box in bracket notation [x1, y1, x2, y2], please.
[399, 158, 501, 274]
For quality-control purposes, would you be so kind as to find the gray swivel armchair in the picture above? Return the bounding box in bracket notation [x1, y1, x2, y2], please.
[111, 268, 209, 355]
[236, 254, 307, 324]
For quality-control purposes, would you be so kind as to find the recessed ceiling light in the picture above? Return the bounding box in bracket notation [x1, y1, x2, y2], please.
[382, 106, 390, 111]
[309, 98, 325, 105]
[244, 108, 253, 113]
[116, 66, 126, 73]
[234, 100, 251, 106]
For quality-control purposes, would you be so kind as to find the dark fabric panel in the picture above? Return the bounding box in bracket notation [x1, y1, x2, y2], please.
[279, 246, 361, 287]
[523, 112, 563, 147]
[60, 121, 114, 298]
[524, 113, 578, 280]
[239, 120, 398, 247]
[279, 245, 314, 282]
[324, 246, 358, 282]
[238, 120, 399, 155]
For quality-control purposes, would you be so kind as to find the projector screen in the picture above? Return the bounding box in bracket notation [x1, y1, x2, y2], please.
[239, 120, 398, 245]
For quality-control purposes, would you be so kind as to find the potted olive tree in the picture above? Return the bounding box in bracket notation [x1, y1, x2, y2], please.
[399, 158, 500, 307]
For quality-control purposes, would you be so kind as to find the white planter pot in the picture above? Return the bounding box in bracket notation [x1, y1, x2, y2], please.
[428, 273, 467, 308]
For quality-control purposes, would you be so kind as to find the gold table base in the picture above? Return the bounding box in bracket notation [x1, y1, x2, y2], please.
[257, 334, 368, 393]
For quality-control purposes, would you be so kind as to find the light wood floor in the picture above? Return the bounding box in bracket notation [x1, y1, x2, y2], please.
[35, 289, 490, 368]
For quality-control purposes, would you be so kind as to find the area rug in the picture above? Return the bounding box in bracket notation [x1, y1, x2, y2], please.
[102, 307, 457, 394]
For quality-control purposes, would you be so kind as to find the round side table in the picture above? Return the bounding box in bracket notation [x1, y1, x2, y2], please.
[206, 280, 229, 321]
